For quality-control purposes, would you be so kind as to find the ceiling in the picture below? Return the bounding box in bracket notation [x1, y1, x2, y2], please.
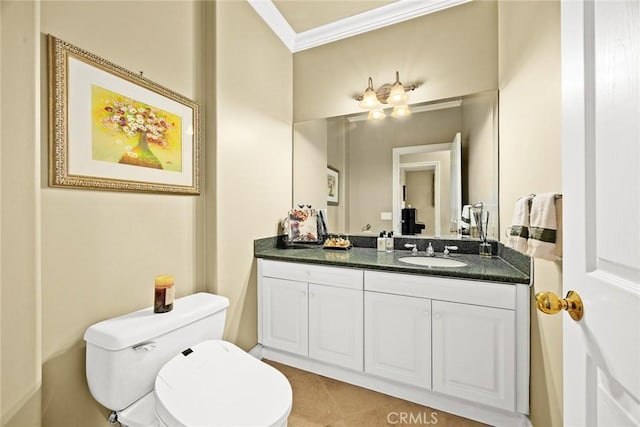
[272, 1, 396, 33]
[248, 0, 471, 53]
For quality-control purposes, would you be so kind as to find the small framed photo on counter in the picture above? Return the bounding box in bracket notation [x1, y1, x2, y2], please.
[327, 166, 339, 206]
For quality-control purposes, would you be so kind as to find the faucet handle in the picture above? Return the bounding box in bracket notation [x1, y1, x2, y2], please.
[443, 245, 458, 256]
[404, 243, 418, 254]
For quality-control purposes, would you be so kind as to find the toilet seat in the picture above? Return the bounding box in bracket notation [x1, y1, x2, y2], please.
[154, 340, 292, 427]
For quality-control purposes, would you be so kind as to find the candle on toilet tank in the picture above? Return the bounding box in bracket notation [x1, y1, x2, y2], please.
[154, 275, 175, 313]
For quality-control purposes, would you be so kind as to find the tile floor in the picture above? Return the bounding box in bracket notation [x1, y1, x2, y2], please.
[264, 360, 488, 427]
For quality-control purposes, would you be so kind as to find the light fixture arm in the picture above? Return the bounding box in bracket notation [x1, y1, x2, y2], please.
[355, 72, 418, 104]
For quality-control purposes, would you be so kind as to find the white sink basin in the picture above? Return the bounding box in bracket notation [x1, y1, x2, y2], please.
[398, 256, 468, 268]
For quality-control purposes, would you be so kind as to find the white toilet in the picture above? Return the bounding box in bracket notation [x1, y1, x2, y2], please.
[84, 292, 292, 427]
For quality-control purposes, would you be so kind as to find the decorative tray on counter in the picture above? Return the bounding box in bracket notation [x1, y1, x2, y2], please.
[322, 236, 352, 250]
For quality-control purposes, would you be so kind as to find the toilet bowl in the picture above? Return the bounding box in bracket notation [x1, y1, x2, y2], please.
[84, 293, 292, 427]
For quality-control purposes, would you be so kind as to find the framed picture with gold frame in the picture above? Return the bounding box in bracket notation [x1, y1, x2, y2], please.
[48, 35, 200, 194]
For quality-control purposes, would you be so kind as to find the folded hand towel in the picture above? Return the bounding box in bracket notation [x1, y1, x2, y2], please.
[527, 193, 562, 261]
[506, 195, 534, 254]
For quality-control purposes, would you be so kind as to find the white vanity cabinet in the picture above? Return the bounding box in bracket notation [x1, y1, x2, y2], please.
[309, 283, 363, 371]
[364, 292, 431, 388]
[364, 270, 528, 414]
[259, 260, 364, 371]
[431, 300, 515, 411]
[261, 276, 308, 356]
[257, 258, 530, 426]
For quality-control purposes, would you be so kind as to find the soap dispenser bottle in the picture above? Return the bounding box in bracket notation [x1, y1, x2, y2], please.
[385, 232, 394, 253]
[377, 232, 387, 252]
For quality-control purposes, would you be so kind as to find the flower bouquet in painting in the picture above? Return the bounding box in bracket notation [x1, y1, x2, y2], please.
[282, 208, 320, 243]
[93, 85, 182, 172]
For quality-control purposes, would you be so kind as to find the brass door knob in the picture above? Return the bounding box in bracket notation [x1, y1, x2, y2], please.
[535, 290, 584, 321]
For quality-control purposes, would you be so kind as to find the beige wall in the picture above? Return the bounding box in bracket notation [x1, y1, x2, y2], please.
[294, 97, 499, 238]
[1, 0, 292, 425]
[293, 119, 328, 209]
[347, 108, 461, 235]
[403, 150, 451, 236]
[39, 2, 204, 425]
[293, 0, 499, 237]
[405, 170, 436, 232]
[213, 0, 292, 350]
[499, 1, 562, 426]
[293, 0, 498, 122]
[326, 117, 347, 232]
[292, 117, 347, 233]
[1, 2, 42, 426]
[463, 92, 499, 236]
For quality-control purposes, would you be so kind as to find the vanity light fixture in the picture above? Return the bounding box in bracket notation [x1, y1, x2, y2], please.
[358, 77, 381, 110]
[355, 71, 417, 120]
[391, 104, 411, 118]
[368, 108, 386, 120]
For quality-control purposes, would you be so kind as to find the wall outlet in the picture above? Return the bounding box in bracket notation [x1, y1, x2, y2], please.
[380, 212, 392, 220]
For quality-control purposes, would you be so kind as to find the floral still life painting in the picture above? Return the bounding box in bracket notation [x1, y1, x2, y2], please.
[283, 208, 319, 242]
[48, 35, 200, 194]
[92, 85, 182, 172]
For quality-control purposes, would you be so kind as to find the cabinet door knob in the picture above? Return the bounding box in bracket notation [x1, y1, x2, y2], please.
[302, 291, 306, 296]
[433, 313, 441, 319]
[424, 310, 430, 316]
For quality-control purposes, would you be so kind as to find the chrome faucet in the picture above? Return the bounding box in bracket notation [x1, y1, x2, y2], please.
[443, 245, 458, 257]
[426, 242, 435, 257]
[404, 243, 418, 255]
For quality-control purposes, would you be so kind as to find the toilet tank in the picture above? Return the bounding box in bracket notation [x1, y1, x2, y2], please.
[84, 292, 229, 412]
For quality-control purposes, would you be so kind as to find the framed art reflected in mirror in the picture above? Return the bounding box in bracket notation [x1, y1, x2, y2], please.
[327, 166, 339, 206]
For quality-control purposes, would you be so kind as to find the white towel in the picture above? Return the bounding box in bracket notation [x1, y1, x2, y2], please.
[527, 193, 562, 261]
[506, 195, 533, 254]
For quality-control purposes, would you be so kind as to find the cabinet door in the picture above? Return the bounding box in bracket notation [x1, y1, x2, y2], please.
[364, 292, 431, 388]
[432, 300, 515, 411]
[308, 283, 363, 371]
[262, 277, 308, 356]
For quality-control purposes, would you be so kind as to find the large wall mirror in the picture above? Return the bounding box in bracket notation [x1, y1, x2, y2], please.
[293, 90, 499, 239]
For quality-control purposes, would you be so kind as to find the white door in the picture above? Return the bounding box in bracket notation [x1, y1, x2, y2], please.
[432, 300, 516, 411]
[308, 283, 363, 371]
[562, 1, 640, 425]
[262, 277, 309, 356]
[364, 292, 431, 388]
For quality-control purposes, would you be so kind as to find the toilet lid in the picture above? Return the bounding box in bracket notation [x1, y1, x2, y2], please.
[154, 340, 292, 427]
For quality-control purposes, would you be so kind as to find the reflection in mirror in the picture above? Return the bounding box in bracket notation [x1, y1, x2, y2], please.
[392, 133, 461, 237]
[293, 91, 498, 239]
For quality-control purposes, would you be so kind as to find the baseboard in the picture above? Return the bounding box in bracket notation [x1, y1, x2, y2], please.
[248, 343, 263, 359]
[262, 347, 530, 427]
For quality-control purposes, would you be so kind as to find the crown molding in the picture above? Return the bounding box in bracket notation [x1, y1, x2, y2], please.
[249, 0, 473, 53]
[247, 0, 296, 52]
[294, 0, 472, 52]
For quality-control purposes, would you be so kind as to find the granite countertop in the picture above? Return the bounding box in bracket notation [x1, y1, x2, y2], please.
[254, 239, 531, 285]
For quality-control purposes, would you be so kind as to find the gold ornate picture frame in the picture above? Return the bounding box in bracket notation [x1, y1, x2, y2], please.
[48, 35, 200, 194]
